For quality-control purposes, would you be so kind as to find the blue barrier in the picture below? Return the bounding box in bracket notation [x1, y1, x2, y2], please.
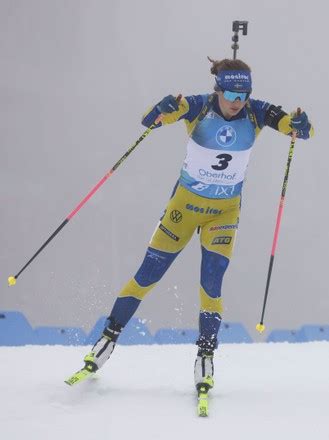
[86, 317, 154, 345]
[33, 326, 87, 345]
[0, 311, 35, 346]
[154, 328, 199, 345]
[1, 309, 328, 346]
[218, 322, 253, 343]
[119, 318, 154, 345]
[154, 322, 253, 344]
[85, 316, 107, 345]
[266, 329, 304, 343]
[298, 325, 329, 342]
[267, 325, 329, 343]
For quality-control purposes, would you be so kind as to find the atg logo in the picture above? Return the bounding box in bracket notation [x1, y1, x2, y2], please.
[211, 236, 232, 245]
[216, 125, 236, 147]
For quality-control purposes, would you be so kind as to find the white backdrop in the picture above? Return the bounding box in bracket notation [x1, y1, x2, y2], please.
[1, 0, 327, 340]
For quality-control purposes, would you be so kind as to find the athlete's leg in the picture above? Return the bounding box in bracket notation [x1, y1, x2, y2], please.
[85, 185, 199, 371]
[194, 197, 240, 389]
[108, 184, 199, 328]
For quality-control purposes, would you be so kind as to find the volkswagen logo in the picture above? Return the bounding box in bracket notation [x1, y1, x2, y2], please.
[170, 210, 182, 223]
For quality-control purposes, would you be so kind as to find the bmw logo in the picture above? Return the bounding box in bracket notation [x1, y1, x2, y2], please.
[216, 125, 236, 147]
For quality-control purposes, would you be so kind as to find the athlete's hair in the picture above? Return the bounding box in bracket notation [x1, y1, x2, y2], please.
[207, 57, 251, 75]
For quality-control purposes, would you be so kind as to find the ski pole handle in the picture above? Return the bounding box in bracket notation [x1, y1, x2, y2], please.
[291, 107, 302, 141]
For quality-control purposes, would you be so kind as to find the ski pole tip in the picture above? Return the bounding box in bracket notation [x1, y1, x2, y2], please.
[8, 276, 17, 286]
[256, 323, 265, 333]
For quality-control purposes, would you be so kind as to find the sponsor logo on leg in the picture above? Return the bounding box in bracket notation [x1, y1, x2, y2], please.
[211, 236, 232, 245]
[170, 210, 183, 223]
[209, 224, 238, 232]
[159, 223, 180, 241]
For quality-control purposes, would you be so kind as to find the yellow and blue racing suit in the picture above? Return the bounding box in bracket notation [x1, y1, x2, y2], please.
[107, 94, 314, 350]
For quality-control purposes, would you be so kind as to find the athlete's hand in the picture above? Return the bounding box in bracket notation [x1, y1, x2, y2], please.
[291, 111, 309, 130]
[290, 110, 312, 139]
[156, 95, 180, 114]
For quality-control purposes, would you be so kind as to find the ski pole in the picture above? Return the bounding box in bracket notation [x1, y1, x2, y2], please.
[8, 97, 180, 286]
[256, 108, 301, 333]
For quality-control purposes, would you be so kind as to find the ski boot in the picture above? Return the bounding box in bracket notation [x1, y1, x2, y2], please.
[194, 348, 215, 391]
[84, 320, 122, 372]
[194, 348, 214, 417]
[65, 319, 122, 386]
[194, 336, 217, 416]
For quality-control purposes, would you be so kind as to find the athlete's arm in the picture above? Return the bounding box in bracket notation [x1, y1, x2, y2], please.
[141, 95, 205, 128]
[250, 99, 314, 140]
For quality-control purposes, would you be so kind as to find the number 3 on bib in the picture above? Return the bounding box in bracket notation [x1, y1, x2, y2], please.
[211, 153, 233, 171]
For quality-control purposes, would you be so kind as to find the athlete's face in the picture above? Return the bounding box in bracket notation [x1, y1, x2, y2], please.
[217, 91, 248, 119]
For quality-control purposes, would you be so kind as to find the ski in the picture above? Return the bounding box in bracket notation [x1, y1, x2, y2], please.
[64, 366, 95, 386]
[197, 385, 209, 417]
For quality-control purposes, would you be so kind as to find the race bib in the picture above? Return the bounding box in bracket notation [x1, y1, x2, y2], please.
[183, 137, 252, 186]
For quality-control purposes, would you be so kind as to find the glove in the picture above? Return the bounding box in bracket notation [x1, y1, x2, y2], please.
[290, 111, 312, 139]
[156, 95, 179, 114]
[291, 111, 309, 130]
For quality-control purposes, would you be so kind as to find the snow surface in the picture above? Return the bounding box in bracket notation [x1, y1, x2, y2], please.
[1, 342, 328, 440]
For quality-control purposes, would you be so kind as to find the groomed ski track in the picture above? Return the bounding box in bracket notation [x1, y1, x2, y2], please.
[1, 342, 328, 440]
